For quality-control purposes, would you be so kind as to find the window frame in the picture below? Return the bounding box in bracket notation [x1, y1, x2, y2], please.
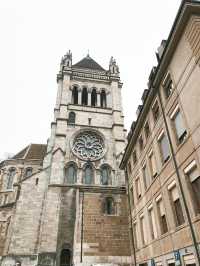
[162, 72, 174, 99]
[152, 99, 160, 123]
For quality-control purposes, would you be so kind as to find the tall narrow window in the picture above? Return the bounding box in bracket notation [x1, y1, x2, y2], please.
[185, 163, 200, 214]
[24, 167, 32, 177]
[60, 249, 71, 266]
[172, 110, 187, 144]
[91, 88, 97, 107]
[7, 168, 15, 189]
[157, 198, 168, 234]
[149, 151, 157, 179]
[152, 101, 160, 122]
[68, 112, 76, 125]
[72, 86, 78, 104]
[101, 166, 110, 185]
[148, 206, 157, 240]
[104, 197, 115, 215]
[159, 134, 170, 163]
[82, 87, 88, 105]
[139, 136, 143, 151]
[144, 122, 150, 139]
[84, 164, 93, 184]
[133, 221, 138, 249]
[136, 177, 142, 199]
[130, 186, 134, 208]
[132, 151, 137, 165]
[142, 164, 150, 189]
[163, 73, 174, 99]
[100, 90, 107, 108]
[140, 215, 147, 245]
[65, 165, 77, 184]
[169, 185, 185, 226]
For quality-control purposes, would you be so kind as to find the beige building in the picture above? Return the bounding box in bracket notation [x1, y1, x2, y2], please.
[0, 52, 131, 266]
[120, 1, 200, 266]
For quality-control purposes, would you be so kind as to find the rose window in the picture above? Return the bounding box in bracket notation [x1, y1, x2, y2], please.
[72, 131, 105, 161]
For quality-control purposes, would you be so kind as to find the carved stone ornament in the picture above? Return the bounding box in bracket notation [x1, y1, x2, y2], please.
[72, 131, 105, 161]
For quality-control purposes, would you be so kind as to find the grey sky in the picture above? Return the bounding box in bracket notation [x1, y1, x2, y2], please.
[0, 0, 181, 159]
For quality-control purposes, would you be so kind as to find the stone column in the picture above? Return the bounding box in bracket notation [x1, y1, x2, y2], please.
[78, 88, 82, 105]
[97, 92, 101, 107]
[88, 90, 91, 106]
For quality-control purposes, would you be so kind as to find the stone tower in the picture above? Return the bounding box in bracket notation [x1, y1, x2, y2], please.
[1, 52, 131, 266]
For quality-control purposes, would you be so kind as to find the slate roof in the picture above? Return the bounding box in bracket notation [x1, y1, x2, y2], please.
[72, 55, 105, 71]
[12, 144, 47, 160]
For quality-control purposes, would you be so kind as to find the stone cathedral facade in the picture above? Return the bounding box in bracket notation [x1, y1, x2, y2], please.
[0, 52, 131, 266]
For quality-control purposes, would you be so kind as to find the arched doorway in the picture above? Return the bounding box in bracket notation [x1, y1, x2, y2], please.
[60, 249, 71, 266]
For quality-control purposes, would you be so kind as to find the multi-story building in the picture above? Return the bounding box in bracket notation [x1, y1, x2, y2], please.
[0, 52, 131, 266]
[120, 1, 200, 266]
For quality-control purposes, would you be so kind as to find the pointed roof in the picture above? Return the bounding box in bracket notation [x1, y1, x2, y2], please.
[72, 55, 105, 71]
[12, 144, 47, 160]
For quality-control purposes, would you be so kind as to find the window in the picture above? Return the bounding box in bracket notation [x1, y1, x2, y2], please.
[91, 88, 97, 107]
[163, 73, 174, 99]
[130, 186, 134, 208]
[136, 177, 142, 199]
[142, 164, 150, 189]
[140, 215, 147, 245]
[72, 86, 78, 104]
[148, 206, 157, 240]
[65, 165, 77, 184]
[139, 136, 144, 151]
[169, 185, 185, 226]
[84, 164, 93, 184]
[82, 87, 88, 105]
[128, 161, 132, 175]
[144, 122, 150, 139]
[132, 151, 137, 165]
[100, 90, 107, 108]
[104, 197, 115, 215]
[24, 167, 32, 177]
[171, 109, 187, 144]
[149, 151, 157, 179]
[133, 221, 138, 249]
[68, 112, 76, 125]
[152, 101, 160, 122]
[60, 249, 71, 266]
[159, 133, 170, 163]
[157, 198, 168, 234]
[185, 163, 200, 214]
[6, 168, 15, 189]
[100, 166, 110, 185]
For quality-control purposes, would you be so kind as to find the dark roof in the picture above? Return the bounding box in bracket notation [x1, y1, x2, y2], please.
[72, 55, 105, 71]
[12, 144, 47, 160]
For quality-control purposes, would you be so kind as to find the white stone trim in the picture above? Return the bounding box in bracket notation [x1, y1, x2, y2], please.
[155, 194, 162, 202]
[157, 129, 164, 141]
[147, 203, 153, 210]
[167, 180, 176, 190]
[184, 160, 197, 174]
[139, 212, 144, 218]
[170, 105, 179, 120]
[148, 148, 153, 157]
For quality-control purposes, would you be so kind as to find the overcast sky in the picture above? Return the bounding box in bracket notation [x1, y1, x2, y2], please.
[0, 0, 181, 159]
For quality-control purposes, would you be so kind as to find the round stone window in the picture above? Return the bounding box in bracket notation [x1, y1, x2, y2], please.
[72, 130, 105, 161]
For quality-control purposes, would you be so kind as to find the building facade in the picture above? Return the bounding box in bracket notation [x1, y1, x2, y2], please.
[120, 1, 200, 266]
[0, 53, 131, 266]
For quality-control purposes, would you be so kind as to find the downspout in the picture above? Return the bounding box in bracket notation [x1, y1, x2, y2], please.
[125, 169, 137, 266]
[80, 191, 84, 263]
[158, 90, 200, 266]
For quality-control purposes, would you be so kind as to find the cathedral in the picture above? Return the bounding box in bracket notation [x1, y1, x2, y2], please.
[0, 52, 131, 266]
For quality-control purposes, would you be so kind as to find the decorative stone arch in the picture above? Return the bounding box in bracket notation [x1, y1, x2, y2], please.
[68, 111, 76, 125]
[81, 86, 88, 105]
[102, 195, 116, 215]
[82, 162, 95, 185]
[64, 161, 78, 184]
[58, 243, 72, 266]
[6, 167, 16, 190]
[100, 89, 107, 108]
[91, 87, 97, 107]
[100, 163, 112, 185]
[71, 84, 79, 104]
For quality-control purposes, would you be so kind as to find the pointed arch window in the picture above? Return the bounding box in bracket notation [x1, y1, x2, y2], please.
[91, 88, 97, 107]
[24, 167, 33, 177]
[84, 164, 93, 184]
[7, 168, 15, 189]
[68, 112, 76, 125]
[82, 87, 88, 105]
[65, 164, 77, 184]
[72, 86, 78, 104]
[101, 165, 110, 185]
[60, 249, 71, 266]
[104, 197, 115, 215]
[100, 90, 107, 108]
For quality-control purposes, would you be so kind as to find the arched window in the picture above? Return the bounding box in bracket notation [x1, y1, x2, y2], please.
[84, 164, 93, 185]
[68, 112, 76, 125]
[65, 165, 77, 184]
[100, 90, 107, 108]
[82, 87, 88, 105]
[60, 249, 71, 266]
[104, 197, 115, 215]
[7, 168, 15, 189]
[24, 167, 32, 177]
[100, 166, 110, 185]
[72, 86, 78, 104]
[91, 88, 97, 107]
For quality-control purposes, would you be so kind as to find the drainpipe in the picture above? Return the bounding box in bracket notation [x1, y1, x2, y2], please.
[158, 90, 200, 266]
[80, 191, 84, 263]
[125, 169, 137, 266]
